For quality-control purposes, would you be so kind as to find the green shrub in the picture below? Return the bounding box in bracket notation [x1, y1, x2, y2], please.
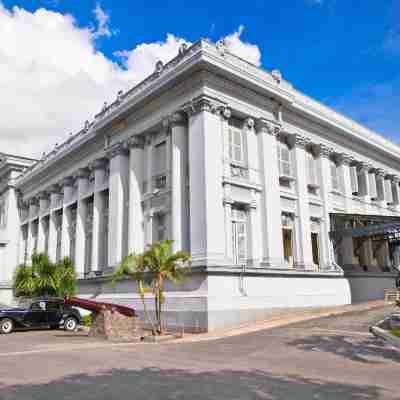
[82, 314, 92, 327]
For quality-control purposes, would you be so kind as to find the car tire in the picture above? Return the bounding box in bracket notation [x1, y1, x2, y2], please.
[64, 317, 78, 332]
[0, 318, 14, 334]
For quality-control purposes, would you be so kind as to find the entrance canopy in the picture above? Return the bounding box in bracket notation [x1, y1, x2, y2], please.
[330, 213, 400, 242]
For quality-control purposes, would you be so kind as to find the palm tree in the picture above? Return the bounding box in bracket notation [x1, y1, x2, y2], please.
[114, 240, 191, 335]
[13, 253, 76, 298]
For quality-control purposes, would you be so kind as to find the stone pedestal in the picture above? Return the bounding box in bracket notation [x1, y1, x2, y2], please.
[88, 309, 143, 341]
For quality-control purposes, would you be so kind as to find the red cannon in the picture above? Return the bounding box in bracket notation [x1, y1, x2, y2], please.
[64, 296, 136, 318]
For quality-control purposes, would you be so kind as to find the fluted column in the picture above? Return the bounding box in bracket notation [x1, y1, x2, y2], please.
[107, 143, 130, 268]
[358, 162, 372, 212]
[256, 119, 284, 268]
[75, 168, 90, 277]
[184, 96, 227, 267]
[167, 112, 189, 252]
[290, 134, 314, 270]
[391, 176, 400, 212]
[48, 186, 61, 262]
[316, 144, 335, 269]
[375, 169, 386, 208]
[91, 158, 108, 273]
[338, 154, 354, 213]
[127, 137, 145, 255]
[61, 177, 74, 259]
[37, 192, 49, 254]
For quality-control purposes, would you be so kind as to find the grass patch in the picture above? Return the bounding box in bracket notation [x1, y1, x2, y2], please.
[391, 328, 400, 338]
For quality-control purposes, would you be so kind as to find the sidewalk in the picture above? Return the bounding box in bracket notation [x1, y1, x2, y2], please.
[172, 300, 391, 343]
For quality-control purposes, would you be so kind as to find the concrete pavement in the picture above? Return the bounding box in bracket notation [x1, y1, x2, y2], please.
[0, 305, 399, 399]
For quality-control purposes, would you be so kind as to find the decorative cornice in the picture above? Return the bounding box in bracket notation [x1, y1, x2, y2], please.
[288, 133, 311, 149]
[255, 118, 281, 136]
[315, 143, 334, 158]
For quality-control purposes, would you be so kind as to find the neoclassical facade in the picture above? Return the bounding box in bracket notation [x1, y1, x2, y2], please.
[1, 40, 399, 330]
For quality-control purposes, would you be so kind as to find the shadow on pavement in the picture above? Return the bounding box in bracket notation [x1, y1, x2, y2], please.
[0, 367, 386, 400]
[288, 334, 400, 364]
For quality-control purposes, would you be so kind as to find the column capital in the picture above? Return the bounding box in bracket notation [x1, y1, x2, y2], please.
[62, 176, 75, 187]
[223, 196, 234, 205]
[337, 153, 355, 166]
[37, 191, 49, 200]
[48, 183, 62, 194]
[126, 136, 145, 149]
[255, 118, 281, 136]
[245, 117, 255, 129]
[29, 197, 39, 206]
[375, 168, 386, 178]
[76, 167, 91, 179]
[287, 133, 311, 149]
[90, 157, 108, 171]
[391, 175, 400, 184]
[163, 111, 187, 129]
[357, 162, 372, 173]
[182, 95, 227, 117]
[105, 142, 129, 159]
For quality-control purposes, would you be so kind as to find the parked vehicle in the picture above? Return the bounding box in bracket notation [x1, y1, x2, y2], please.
[0, 299, 82, 334]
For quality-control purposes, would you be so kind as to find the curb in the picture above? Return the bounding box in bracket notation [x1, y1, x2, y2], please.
[169, 301, 390, 344]
[370, 326, 400, 350]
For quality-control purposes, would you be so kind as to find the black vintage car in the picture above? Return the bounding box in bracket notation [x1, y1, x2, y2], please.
[0, 299, 82, 334]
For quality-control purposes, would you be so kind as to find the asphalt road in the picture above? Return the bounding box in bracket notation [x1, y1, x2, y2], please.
[0, 305, 399, 400]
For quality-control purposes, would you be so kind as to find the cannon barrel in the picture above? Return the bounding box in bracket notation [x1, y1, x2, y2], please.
[64, 296, 136, 317]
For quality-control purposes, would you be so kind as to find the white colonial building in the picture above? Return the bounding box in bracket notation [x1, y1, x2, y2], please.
[1, 40, 399, 330]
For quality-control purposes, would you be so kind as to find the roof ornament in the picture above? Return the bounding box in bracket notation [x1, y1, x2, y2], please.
[102, 101, 108, 112]
[84, 120, 90, 132]
[117, 89, 124, 103]
[216, 39, 226, 56]
[178, 43, 188, 56]
[155, 60, 164, 74]
[271, 69, 282, 84]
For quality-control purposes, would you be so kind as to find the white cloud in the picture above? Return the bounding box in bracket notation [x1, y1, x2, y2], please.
[222, 25, 262, 67]
[92, 3, 113, 39]
[0, 3, 262, 158]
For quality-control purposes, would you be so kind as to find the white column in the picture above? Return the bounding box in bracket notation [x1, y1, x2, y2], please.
[169, 112, 189, 252]
[392, 176, 400, 212]
[248, 191, 262, 267]
[75, 169, 90, 277]
[107, 143, 130, 268]
[338, 154, 354, 213]
[48, 186, 62, 262]
[290, 134, 314, 270]
[37, 192, 49, 254]
[127, 137, 145, 255]
[256, 119, 285, 268]
[61, 177, 74, 259]
[186, 97, 226, 267]
[91, 159, 107, 273]
[376, 169, 387, 208]
[358, 163, 372, 212]
[316, 144, 335, 270]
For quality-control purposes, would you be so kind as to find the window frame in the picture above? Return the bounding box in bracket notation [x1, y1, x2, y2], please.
[277, 142, 293, 180]
[228, 123, 245, 165]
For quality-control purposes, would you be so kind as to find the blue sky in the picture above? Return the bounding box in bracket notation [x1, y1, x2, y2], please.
[0, 0, 399, 156]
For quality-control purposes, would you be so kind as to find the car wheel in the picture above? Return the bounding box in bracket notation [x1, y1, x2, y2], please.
[0, 318, 14, 334]
[64, 317, 77, 332]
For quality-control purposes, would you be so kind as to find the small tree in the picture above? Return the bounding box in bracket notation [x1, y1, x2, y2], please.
[13, 253, 77, 298]
[114, 240, 191, 335]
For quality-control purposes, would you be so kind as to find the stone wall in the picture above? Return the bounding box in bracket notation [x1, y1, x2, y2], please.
[88, 309, 143, 341]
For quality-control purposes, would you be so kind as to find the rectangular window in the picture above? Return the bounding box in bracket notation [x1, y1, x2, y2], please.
[228, 125, 244, 164]
[311, 232, 320, 268]
[155, 214, 166, 242]
[277, 143, 292, 178]
[153, 141, 166, 176]
[330, 161, 340, 192]
[231, 208, 247, 264]
[282, 228, 294, 266]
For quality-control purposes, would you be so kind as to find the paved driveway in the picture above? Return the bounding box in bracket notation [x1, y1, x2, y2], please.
[0, 306, 399, 400]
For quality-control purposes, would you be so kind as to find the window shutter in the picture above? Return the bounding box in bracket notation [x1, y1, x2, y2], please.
[368, 173, 377, 199]
[350, 166, 358, 194]
[385, 179, 394, 204]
